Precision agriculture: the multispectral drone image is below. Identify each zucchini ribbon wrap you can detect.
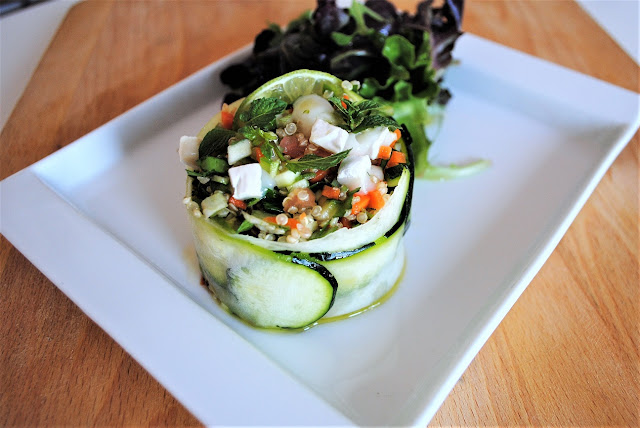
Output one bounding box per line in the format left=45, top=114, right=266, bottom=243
left=180, top=70, right=414, bottom=329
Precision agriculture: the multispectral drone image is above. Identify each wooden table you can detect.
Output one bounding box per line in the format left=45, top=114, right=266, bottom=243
left=1, top=0, right=637, bottom=425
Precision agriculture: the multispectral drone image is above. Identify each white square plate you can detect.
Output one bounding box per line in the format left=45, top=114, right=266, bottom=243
left=2, top=35, right=639, bottom=426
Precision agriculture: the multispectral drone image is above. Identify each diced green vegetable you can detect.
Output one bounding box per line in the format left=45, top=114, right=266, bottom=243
left=199, top=156, right=229, bottom=174
left=227, top=139, right=252, bottom=165
left=201, top=192, right=228, bottom=218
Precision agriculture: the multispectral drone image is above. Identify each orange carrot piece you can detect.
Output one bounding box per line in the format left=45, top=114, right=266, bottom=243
left=367, top=189, right=385, bottom=210
left=264, top=216, right=299, bottom=229
left=386, top=150, right=406, bottom=168
left=221, top=110, right=234, bottom=130
left=351, top=193, right=370, bottom=215
left=377, top=145, right=392, bottom=160
left=253, top=147, right=264, bottom=161
left=322, top=185, right=341, bottom=199
left=228, top=196, right=247, bottom=210
left=341, top=94, right=349, bottom=109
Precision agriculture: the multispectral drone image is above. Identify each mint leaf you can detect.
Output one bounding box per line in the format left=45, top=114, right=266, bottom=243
left=328, top=96, right=397, bottom=133
left=239, top=97, right=287, bottom=130
left=354, top=115, right=399, bottom=133
left=286, top=150, right=351, bottom=173
left=199, top=127, right=236, bottom=159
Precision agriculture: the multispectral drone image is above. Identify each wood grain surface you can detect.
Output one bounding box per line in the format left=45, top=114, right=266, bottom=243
left=1, top=0, right=638, bottom=426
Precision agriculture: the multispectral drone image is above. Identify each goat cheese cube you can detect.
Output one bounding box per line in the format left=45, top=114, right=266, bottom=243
left=310, top=119, right=349, bottom=153
left=354, top=126, right=396, bottom=159
left=337, top=154, right=377, bottom=192
left=227, top=139, right=252, bottom=165
left=228, top=163, right=263, bottom=200
left=178, top=136, right=200, bottom=170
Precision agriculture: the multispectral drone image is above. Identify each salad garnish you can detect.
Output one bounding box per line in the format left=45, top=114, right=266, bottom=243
left=220, top=0, right=488, bottom=178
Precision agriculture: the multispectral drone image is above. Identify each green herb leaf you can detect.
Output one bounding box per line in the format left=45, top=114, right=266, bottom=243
left=236, top=219, right=254, bottom=234
left=354, top=115, right=399, bottom=133
left=256, top=188, right=285, bottom=214
left=238, top=97, right=287, bottom=130
left=328, top=96, right=397, bottom=133
left=199, top=127, right=236, bottom=159
left=286, top=150, right=351, bottom=173
left=239, top=126, right=278, bottom=143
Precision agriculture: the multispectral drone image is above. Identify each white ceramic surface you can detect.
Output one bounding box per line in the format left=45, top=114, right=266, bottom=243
left=2, top=35, right=639, bottom=426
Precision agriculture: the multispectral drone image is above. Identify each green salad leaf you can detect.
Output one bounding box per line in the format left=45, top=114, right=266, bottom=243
left=219, top=0, right=483, bottom=179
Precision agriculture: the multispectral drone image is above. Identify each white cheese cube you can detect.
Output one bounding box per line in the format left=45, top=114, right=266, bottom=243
left=227, top=139, right=252, bottom=165
left=228, top=163, right=263, bottom=200
left=178, top=136, right=200, bottom=170
left=354, top=126, right=395, bottom=159
left=310, top=119, right=349, bottom=153
left=370, top=165, right=384, bottom=182
left=337, top=154, right=377, bottom=192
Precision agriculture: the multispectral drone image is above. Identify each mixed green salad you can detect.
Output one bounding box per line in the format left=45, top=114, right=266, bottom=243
left=219, top=0, right=486, bottom=178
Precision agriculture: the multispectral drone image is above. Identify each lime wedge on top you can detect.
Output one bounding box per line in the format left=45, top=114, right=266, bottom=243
left=233, top=69, right=362, bottom=128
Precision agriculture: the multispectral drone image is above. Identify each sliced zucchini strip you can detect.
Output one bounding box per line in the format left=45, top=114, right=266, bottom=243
left=190, top=214, right=337, bottom=329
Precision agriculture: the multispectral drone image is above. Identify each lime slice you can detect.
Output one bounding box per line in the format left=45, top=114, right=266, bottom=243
left=233, top=69, right=362, bottom=128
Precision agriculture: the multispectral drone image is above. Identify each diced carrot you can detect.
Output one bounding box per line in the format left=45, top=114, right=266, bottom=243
left=221, top=109, right=234, bottom=130
left=367, top=189, right=385, bottom=210
left=377, top=145, right=392, bottom=160
left=322, top=185, right=341, bottom=199
left=253, top=147, right=264, bottom=162
left=228, top=196, right=247, bottom=210
left=351, top=192, right=370, bottom=215
left=288, top=218, right=301, bottom=229
left=386, top=150, right=406, bottom=168
left=310, top=169, right=329, bottom=183
left=264, top=216, right=300, bottom=229
left=341, top=94, right=349, bottom=109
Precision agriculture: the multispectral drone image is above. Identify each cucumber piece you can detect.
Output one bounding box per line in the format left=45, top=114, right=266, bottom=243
left=201, top=192, right=228, bottom=218
left=199, top=156, right=229, bottom=174
left=274, top=170, right=299, bottom=188
left=227, top=139, right=252, bottom=165
left=190, top=212, right=337, bottom=329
